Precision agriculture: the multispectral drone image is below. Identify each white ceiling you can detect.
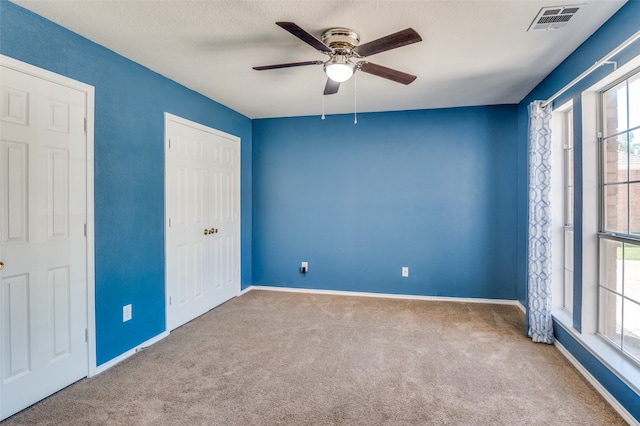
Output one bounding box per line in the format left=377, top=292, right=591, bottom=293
left=12, top=0, right=626, bottom=119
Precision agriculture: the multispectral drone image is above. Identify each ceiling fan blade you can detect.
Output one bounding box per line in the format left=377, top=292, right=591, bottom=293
left=253, top=60, right=323, bottom=71
left=354, top=28, right=422, bottom=57
left=359, top=62, right=417, bottom=85
left=324, top=79, right=340, bottom=95
left=276, top=22, right=333, bottom=53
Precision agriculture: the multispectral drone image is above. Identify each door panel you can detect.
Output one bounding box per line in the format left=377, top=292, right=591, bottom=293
left=47, top=148, right=69, bottom=239
left=49, top=266, right=71, bottom=359
left=166, top=115, right=240, bottom=331
left=3, top=142, right=28, bottom=244
left=0, top=65, right=88, bottom=420
left=209, top=136, right=239, bottom=305
left=2, top=274, right=30, bottom=379
left=166, top=129, right=211, bottom=329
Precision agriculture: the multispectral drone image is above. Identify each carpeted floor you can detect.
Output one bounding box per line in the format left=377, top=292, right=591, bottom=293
left=2, top=290, right=627, bottom=425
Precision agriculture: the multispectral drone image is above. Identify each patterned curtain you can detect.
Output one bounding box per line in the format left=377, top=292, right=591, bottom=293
left=527, top=100, right=554, bottom=344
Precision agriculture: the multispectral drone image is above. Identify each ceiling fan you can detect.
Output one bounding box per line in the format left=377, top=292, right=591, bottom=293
left=254, top=22, right=422, bottom=95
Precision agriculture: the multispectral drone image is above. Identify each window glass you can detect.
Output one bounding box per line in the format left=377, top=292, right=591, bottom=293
left=599, top=288, right=623, bottom=347
left=603, top=134, right=627, bottom=184
left=566, top=148, right=574, bottom=183
left=623, top=300, right=640, bottom=359
left=625, top=242, right=640, bottom=304
left=630, top=127, right=640, bottom=238
left=564, top=228, right=574, bottom=267
left=563, top=226, right=574, bottom=312
left=563, top=109, right=574, bottom=312
left=600, top=239, right=623, bottom=292
left=630, top=182, right=640, bottom=237
left=604, top=183, right=628, bottom=233
left=566, top=187, right=574, bottom=227
left=566, top=109, right=574, bottom=148
left=631, top=128, right=640, bottom=167
left=564, top=139, right=574, bottom=226
left=629, top=73, right=640, bottom=130
left=603, top=80, right=628, bottom=136
left=564, top=270, right=574, bottom=311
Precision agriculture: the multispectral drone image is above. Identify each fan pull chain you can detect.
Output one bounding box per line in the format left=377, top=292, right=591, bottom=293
left=354, top=72, right=358, bottom=124
left=321, top=72, right=326, bottom=120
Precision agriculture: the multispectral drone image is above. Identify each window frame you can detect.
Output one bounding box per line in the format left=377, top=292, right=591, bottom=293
left=548, top=54, right=640, bottom=402
left=563, top=108, right=574, bottom=313
left=597, top=67, right=640, bottom=366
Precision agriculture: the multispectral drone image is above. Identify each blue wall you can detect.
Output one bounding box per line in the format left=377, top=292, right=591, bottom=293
left=0, top=0, right=253, bottom=365
left=517, top=0, right=640, bottom=420
left=253, top=107, right=518, bottom=299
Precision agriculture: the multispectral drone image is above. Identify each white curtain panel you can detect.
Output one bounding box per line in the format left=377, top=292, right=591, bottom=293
left=527, top=100, right=554, bottom=344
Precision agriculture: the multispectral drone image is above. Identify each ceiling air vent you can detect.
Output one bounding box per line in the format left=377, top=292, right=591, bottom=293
left=528, top=5, right=583, bottom=31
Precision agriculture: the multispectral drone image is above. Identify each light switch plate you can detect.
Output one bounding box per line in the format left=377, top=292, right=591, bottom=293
left=123, top=304, right=132, bottom=322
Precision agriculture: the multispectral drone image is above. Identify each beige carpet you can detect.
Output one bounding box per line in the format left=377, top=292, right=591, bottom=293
left=2, top=290, right=626, bottom=425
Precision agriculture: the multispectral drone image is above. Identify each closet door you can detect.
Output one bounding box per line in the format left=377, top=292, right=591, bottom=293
left=165, top=114, right=239, bottom=331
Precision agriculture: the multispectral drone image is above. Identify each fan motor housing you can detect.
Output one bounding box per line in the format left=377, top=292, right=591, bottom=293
left=321, top=28, right=360, bottom=53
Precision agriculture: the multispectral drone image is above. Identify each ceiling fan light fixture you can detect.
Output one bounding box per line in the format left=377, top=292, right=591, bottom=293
left=324, top=56, right=355, bottom=82
left=255, top=22, right=422, bottom=95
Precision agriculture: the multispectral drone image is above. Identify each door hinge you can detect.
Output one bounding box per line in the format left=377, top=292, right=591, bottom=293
left=84, top=223, right=87, bottom=237
left=169, top=296, right=172, bottom=306
left=84, top=117, right=87, bottom=132
left=168, top=139, right=171, bottom=149
left=169, top=217, right=171, bottom=227
left=85, top=328, right=88, bottom=342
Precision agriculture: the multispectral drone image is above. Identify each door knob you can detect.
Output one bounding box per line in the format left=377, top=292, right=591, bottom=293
left=0, top=261, right=4, bottom=270
left=204, top=229, right=209, bottom=235
left=209, top=228, right=216, bottom=234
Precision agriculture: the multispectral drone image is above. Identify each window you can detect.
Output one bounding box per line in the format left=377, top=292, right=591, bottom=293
left=563, top=109, right=574, bottom=313
left=598, top=70, right=640, bottom=363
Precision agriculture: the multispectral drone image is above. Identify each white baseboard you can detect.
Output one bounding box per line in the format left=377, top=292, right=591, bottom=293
left=239, top=286, right=253, bottom=296
left=554, top=340, right=639, bottom=425
left=90, top=331, right=169, bottom=377
left=243, top=285, right=522, bottom=307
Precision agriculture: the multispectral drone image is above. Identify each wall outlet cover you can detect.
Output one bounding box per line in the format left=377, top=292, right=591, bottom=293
left=123, top=304, right=132, bottom=322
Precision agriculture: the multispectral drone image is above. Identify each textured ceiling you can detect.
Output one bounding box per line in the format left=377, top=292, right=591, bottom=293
left=12, top=0, right=627, bottom=119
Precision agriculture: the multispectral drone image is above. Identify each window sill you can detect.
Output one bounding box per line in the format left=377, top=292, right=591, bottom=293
left=552, top=309, right=640, bottom=396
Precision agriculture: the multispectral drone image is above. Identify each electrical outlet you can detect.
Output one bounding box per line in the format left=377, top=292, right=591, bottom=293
left=123, top=304, right=132, bottom=322
left=402, top=267, right=409, bottom=277
left=301, top=261, right=308, bottom=273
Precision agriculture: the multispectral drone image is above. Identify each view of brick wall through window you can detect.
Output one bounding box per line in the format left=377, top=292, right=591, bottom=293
left=600, top=74, right=640, bottom=362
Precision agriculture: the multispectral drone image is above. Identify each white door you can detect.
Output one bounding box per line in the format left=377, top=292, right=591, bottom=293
left=0, top=65, right=88, bottom=419
left=165, top=114, right=240, bottom=331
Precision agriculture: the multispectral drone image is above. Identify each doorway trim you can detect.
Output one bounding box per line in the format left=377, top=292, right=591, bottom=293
left=0, top=55, right=97, bottom=375
left=163, top=112, right=242, bottom=331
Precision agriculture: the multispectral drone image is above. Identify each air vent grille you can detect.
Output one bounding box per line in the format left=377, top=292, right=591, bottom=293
left=528, top=5, right=583, bottom=31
